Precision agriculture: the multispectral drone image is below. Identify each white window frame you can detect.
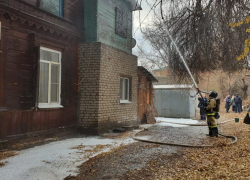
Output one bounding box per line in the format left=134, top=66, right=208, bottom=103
left=120, top=77, right=131, bottom=103
left=38, top=47, right=63, bottom=108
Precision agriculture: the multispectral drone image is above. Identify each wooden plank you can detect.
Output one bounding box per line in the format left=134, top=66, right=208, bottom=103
left=21, top=70, right=33, bottom=78
left=6, top=90, right=20, bottom=97
left=21, top=77, right=33, bottom=84
left=7, top=36, right=30, bottom=46
left=38, top=110, right=43, bottom=131
left=20, top=103, right=34, bottom=110
left=5, top=69, right=20, bottom=78
left=27, top=111, right=33, bottom=133
left=21, top=89, right=34, bottom=97
left=8, top=30, right=29, bottom=41
left=20, top=97, right=33, bottom=103
left=56, top=109, right=61, bottom=127
left=49, top=110, right=54, bottom=129
left=6, top=62, right=19, bottom=70
left=6, top=83, right=20, bottom=90
left=7, top=56, right=31, bottom=65
left=0, top=112, right=3, bottom=139
left=58, top=109, right=63, bottom=127
left=16, top=111, right=22, bottom=135
left=5, top=76, right=19, bottom=84
left=7, top=42, right=30, bottom=52
left=6, top=96, right=20, bottom=109
left=8, top=112, right=16, bottom=136
left=0, top=29, right=5, bottom=107
left=22, top=84, right=33, bottom=91
left=20, top=0, right=37, bottom=7
left=62, top=109, right=66, bottom=127
left=21, top=64, right=33, bottom=71
left=45, top=110, right=50, bottom=130
left=55, top=109, right=60, bottom=128
left=32, top=111, right=38, bottom=132
left=21, top=111, right=28, bottom=134
left=3, top=111, right=8, bottom=139
left=7, top=49, right=26, bottom=58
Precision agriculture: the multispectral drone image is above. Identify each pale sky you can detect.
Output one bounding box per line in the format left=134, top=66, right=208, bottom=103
left=132, top=0, right=165, bottom=68
left=132, top=0, right=156, bottom=64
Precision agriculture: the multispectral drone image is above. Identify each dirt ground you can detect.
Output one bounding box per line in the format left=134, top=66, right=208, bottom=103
left=65, top=108, right=250, bottom=180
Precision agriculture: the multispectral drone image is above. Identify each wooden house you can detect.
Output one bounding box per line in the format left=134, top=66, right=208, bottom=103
left=0, top=0, right=83, bottom=140
left=0, top=0, right=142, bottom=139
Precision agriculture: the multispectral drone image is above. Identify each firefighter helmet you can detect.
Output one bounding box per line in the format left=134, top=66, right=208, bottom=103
left=209, top=91, right=218, bottom=98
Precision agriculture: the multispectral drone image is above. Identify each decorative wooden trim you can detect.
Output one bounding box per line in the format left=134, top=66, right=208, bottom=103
left=29, top=33, right=66, bottom=51
left=0, top=4, right=83, bottom=40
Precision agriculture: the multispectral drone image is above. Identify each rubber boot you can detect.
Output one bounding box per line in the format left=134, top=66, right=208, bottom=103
left=211, top=127, right=218, bottom=137
left=206, top=127, right=213, bottom=137
left=214, top=127, right=219, bottom=137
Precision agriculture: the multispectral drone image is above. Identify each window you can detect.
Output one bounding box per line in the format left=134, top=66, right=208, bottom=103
left=39, top=47, right=62, bottom=108
left=41, top=0, right=63, bottom=17
left=120, top=77, right=131, bottom=103
left=115, top=7, right=128, bottom=38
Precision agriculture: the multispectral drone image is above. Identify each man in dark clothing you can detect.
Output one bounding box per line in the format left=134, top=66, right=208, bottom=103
left=198, top=95, right=207, bottom=120
left=234, top=93, right=242, bottom=113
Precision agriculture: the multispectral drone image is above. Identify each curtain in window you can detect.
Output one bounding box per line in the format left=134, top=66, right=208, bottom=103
left=40, top=49, right=59, bottom=62
left=120, top=78, right=130, bottom=101
left=51, top=65, right=59, bottom=102
left=39, top=63, right=49, bottom=103
left=125, top=79, right=129, bottom=100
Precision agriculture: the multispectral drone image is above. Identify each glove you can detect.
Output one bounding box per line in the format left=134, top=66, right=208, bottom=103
left=215, top=112, right=220, bottom=119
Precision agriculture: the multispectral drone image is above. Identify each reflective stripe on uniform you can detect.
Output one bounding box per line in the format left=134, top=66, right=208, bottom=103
left=206, top=113, right=215, bottom=116
left=209, top=125, right=217, bottom=128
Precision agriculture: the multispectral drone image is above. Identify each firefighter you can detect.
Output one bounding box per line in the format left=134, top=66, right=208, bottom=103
left=205, top=91, right=218, bottom=137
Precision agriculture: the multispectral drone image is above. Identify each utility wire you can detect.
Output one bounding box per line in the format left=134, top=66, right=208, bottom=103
left=133, top=0, right=160, bottom=37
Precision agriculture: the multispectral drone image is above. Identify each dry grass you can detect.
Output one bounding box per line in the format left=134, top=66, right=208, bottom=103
left=0, top=151, right=17, bottom=162
left=11, top=137, right=59, bottom=150
left=102, top=131, right=135, bottom=139
left=155, top=109, right=250, bottom=180
left=0, top=151, right=17, bottom=167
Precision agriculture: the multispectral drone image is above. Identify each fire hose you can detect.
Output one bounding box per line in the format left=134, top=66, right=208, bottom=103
left=132, top=119, right=239, bottom=148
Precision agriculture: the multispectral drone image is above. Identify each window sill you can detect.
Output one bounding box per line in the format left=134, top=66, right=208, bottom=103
left=38, top=104, right=64, bottom=109
left=120, top=100, right=132, bottom=104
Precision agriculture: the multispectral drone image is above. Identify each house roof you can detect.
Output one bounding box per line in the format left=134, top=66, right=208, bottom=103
left=138, top=66, right=158, bottom=82
left=153, top=84, right=195, bottom=89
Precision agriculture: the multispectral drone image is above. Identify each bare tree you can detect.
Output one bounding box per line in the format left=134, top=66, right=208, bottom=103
left=138, top=0, right=250, bottom=80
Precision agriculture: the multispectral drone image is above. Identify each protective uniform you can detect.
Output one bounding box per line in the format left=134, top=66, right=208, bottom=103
left=206, top=91, right=218, bottom=137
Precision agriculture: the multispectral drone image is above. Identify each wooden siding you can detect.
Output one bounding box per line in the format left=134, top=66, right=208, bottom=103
left=0, top=108, right=77, bottom=140
left=5, top=30, right=35, bottom=109
left=0, top=9, right=79, bottom=139
left=138, top=70, right=153, bottom=121
left=0, top=27, right=5, bottom=107
left=0, top=26, right=79, bottom=110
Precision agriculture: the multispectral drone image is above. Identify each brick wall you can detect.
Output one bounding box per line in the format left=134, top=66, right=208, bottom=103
left=79, top=42, right=138, bottom=134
